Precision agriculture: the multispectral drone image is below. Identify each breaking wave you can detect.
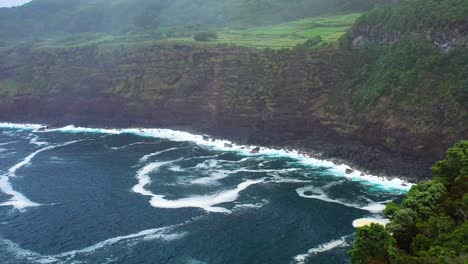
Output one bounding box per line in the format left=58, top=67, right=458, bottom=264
left=0, top=123, right=412, bottom=192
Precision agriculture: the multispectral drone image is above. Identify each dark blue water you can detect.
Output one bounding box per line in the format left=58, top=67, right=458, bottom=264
left=0, top=124, right=407, bottom=264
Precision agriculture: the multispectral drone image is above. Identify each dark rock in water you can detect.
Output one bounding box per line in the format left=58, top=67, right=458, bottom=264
left=304, top=191, right=313, bottom=196
left=360, top=173, right=365, bottom=176
left=224, top=143, right=233, bottom=148
left=203, top=135, right=210, bottom=141
left=402, top=183, right=408, bottom=187
left=346, top=169, right=354, bottom=174
left=251, top=147, right=260, bottom=154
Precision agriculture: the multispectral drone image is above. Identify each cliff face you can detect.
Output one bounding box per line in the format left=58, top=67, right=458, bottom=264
left=0, top=44, right=344, bottom=138
left=1, top=40, right=465, bottom=180
left=347, top=0, right=468, bottom=52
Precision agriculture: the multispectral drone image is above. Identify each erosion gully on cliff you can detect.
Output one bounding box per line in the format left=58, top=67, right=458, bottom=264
left=209, top=48, right=225, bottom=122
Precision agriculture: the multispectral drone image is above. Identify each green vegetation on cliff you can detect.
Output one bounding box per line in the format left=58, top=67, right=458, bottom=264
left=353, top=0, right=468, bottom=35
left=350, top=140, right=468, bottom=263
left=318, top=0, right=468, bottom=158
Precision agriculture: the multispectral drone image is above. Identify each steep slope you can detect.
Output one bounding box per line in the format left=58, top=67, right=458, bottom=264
left=316, top=0, right=468, bottom=176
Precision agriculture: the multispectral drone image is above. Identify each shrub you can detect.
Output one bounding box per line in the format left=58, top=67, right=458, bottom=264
left=193, top=31, right=218, bottom=42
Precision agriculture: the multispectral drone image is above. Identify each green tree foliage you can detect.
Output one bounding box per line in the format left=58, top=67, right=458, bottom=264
left=336, top=0, right=468, bottom=110
left=432, top=140, right=468, bottom=185
left=349, top=224, right=399, bottom=264
left=350, top=140, right=468, bottom=263
left=353, top=0, right=468, bottom=34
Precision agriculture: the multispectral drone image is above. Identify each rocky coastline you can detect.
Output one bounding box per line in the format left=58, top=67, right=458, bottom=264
left=1, top=112, right=431, bottom=183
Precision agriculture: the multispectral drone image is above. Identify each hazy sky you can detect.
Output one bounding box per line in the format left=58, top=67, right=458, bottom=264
left=0, top=0, right=31, bottom=8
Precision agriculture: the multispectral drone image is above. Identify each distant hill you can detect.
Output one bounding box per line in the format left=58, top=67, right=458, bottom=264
left=0, top=0, right=396, bottom=41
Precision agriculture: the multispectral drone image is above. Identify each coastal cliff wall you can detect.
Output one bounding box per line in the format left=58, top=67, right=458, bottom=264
left=0, top=41, right=466, bottom=180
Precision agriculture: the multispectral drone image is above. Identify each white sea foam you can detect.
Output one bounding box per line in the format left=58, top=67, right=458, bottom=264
left=190, top=164, right=298, bottom=186
left=0, top=140, right=21, bottom=146
left=296, top=185, right=387, bottom=213
left=29, top=136, right=48, bottom=147
left=352, top=217, right=390, bottom=228
left=110, top=142, right=149, bottom=150
left=149, top=179, right=264, bottom=213
left=134, top=159, right=263, bottom=213
left=0, top=140, right=83, bottom=210
left=139, top=147, right=187, bottom=163
left=0, top=123, right=44, bottom=131
left=54, top=226, right=185, bottom=258
left=0, top=238, right=58, bottom=264
left=190, top=170, right=234, bottom=186
left=293, top=235, right=350, bottom=264
left=233, top=200, right=268, bottom=211
left=2, top=123, right=413, bottom=192
left=0, top=221, right=189, bottom=263
left=168, top=165, right=185, bottom=172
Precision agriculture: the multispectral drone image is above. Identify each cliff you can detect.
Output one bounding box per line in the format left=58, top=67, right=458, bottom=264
left=0, top=0, right=467, bottom=180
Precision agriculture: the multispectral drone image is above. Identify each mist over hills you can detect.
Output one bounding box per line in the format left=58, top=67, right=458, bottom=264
left=0, top=0, right=396, bottom=40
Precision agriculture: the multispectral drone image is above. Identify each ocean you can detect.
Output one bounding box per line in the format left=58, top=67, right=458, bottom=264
left=0, top=123, right=410, bottom=264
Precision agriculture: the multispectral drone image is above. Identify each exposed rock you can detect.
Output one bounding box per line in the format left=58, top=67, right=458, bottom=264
left=346, top=169, right=354, bottom=174
left=251, top=147, right=261, bottom=154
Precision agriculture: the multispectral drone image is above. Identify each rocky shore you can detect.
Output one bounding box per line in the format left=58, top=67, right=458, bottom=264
left=1, top=112, right=431, bottom=183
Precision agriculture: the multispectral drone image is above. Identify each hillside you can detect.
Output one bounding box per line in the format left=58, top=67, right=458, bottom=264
left=0, top=0, right=394, bottom=41
left=316, top=0, right=468, bottom=174
left=20, top=13, right=360, bottom=50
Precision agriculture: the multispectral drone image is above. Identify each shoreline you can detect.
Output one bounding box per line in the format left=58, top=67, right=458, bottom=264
left=0, top=122, right=414, bottom=192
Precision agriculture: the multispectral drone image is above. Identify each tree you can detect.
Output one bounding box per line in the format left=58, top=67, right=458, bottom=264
left=350, top=141, right=468, bottom=263
left=350, top=224, right=399, bottom=264
left=402, top=181, right=446, bottom=219
left=193, top=31, right=218, bottom=42
left=431, top=140, right=468, bottom=186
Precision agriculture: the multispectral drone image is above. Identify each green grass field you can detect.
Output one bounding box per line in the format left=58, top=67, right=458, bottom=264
left=191, top=13, right=362, bottom=49
left=37, top=13, right=361, bottom=50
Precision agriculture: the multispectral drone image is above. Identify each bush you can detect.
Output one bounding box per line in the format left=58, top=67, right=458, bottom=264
left=193, top=31, right=218, bottom=42
left=304, top=36, right=323, bottom=47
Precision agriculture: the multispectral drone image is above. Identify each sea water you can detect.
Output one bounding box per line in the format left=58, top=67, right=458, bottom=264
left=0, top=123, right=410, bottom=264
